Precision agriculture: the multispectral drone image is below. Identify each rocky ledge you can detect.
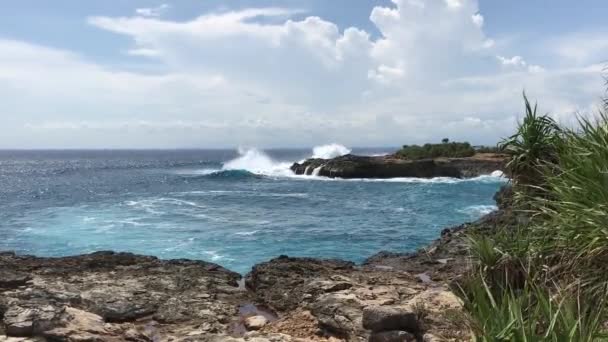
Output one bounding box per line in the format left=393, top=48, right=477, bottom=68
left=0, top=188, right=513, bottom=342
left=0, top=251, right=468, bottom=342
left=290, top=153, right=507, bottom=179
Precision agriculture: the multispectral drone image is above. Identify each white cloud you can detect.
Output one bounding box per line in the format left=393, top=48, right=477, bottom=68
left=497, top=55, right=545, bottom=73
left=471, top=13, right=484, bottom=28
left=135, top=4, right=170, bottom=18
left=0, top=0, right=605, bottom=148
left=497, top=55, right=526, bottom=67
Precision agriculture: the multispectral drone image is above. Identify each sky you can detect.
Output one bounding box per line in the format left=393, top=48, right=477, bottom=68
left=1, top=0, right=607, bottom=149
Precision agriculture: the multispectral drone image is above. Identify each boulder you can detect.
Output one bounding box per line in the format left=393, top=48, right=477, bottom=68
left=362, top=306, right=419, bottom=334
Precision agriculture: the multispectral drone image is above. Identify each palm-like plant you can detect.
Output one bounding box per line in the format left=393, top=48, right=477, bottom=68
left=500, top=93, right=561, bottom=187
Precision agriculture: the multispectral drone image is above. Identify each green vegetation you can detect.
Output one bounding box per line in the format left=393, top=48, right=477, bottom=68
left=396, top=141, right=475, bottom=159
left=458, top=91, right=608, bottom=340
left=499, top=93, right=561, bottom=187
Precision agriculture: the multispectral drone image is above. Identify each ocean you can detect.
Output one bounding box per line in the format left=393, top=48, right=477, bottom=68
left=0, top=146, right=505, bottom=274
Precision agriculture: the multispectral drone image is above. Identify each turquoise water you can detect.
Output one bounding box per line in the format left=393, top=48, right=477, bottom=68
left=0, top=146, right=505, bottom=274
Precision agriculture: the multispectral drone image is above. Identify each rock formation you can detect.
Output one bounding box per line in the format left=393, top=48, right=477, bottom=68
left=290, top=153, right=507, bottom=179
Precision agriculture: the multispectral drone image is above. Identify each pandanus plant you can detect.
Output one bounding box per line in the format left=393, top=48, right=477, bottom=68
left=499, top=93, right=561, bottom=188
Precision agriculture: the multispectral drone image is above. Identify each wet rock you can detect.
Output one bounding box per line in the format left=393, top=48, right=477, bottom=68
left=362, top=306, right=419, bottom=334
left=369, top=330, right=416, bottom=342
left=244, top=315, right=268, bottom=330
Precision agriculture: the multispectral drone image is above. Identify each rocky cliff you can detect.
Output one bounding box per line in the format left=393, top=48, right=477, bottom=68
left=291, top=153, right=507, bottom=179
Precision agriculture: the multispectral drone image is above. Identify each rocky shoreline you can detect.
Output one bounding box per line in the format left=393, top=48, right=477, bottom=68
left=290, top=153, right=507, bottom=179
left=0, top=188, right=512, bottom=342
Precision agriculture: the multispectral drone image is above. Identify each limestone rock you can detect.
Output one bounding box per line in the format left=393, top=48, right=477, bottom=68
left=244, top=315, right=269, bottom=331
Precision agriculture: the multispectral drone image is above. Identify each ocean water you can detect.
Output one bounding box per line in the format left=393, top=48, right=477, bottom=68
left=0, top=146, right=506, bottom=274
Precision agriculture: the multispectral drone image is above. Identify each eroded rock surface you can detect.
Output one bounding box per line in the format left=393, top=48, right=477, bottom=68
left=0, top=251, right=248, bottom=341
left=247, top=256, right=471, bottom=341
left=0, top=250, right=472, bottom=341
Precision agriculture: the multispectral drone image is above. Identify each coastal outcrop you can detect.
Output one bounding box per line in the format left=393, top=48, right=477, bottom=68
left=0, top=251, right=474, bottom=341
left=0, top=188, right=513, bottom=341
left=290, top=153, right=507, bottom=179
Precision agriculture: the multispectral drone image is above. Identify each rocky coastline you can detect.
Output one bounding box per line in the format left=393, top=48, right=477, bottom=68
left=290, top=153, right=507, bottom=179
left=0, top=187, right=512, bottom=342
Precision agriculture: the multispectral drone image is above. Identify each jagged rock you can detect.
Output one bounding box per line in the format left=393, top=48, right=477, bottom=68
left=246, top=256, right=355, bottom=313
left=362, top=306, right=419, bottom=334
left=369, top=330, right=416, bottom=342
left=291, top=153, right=506, bottom=179
left=244, top=315, right=269, bottom=330
left=310, top=293, right=363, bottom=337
left=0, top=252, right=246, bottom=340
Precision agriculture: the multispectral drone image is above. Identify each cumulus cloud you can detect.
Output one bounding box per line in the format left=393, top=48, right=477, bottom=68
left=0, top=0, right=604, bottom=148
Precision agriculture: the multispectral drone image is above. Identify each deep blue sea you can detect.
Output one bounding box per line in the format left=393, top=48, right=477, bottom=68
left=0, top=146, right=505, bottom=274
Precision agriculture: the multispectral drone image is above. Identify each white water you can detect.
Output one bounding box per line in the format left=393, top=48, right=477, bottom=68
left=219, top=144, right=350, bottom=177
left=311, top=144, right=351, bottom=159
left=222, top=147, right=293, bottom=177
left=311, top=166, right=324, bottom=176
left=192, top=145, right=508, bottom=184
left=459, top=204, right=498, bottom=216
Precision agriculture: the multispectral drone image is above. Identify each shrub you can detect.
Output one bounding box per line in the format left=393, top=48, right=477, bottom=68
left=460, top=91, right=608, bottom=340
left=499, top=93, right=561, bottom=187
left=527, top=112, right=608, bottom=294
left=396, top=141, right=475, bottom=159
left=458, top=273, right=607, bottom=342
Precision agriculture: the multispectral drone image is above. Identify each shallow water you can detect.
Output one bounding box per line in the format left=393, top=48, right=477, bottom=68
left=0, top=146, right=505, bottom=274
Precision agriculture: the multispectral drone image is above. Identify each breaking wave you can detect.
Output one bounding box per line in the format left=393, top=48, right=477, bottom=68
left=195, top=144, right=352, bottom=178
left=311, top=144, right=352, bottom=159
left=185, top=145, right=507, bottom=185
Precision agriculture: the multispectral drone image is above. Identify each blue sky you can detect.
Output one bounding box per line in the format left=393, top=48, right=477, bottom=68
left=1, top=0, right=607, bottom=148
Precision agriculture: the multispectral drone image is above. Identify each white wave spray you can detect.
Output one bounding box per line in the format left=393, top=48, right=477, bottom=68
left=311, top=144, right=351, bottom=159
left=222, top=147, right=293, bottom=177
left=217, top=144, right=351, bottom=177
left=206, top=145, right=507, bottom=184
